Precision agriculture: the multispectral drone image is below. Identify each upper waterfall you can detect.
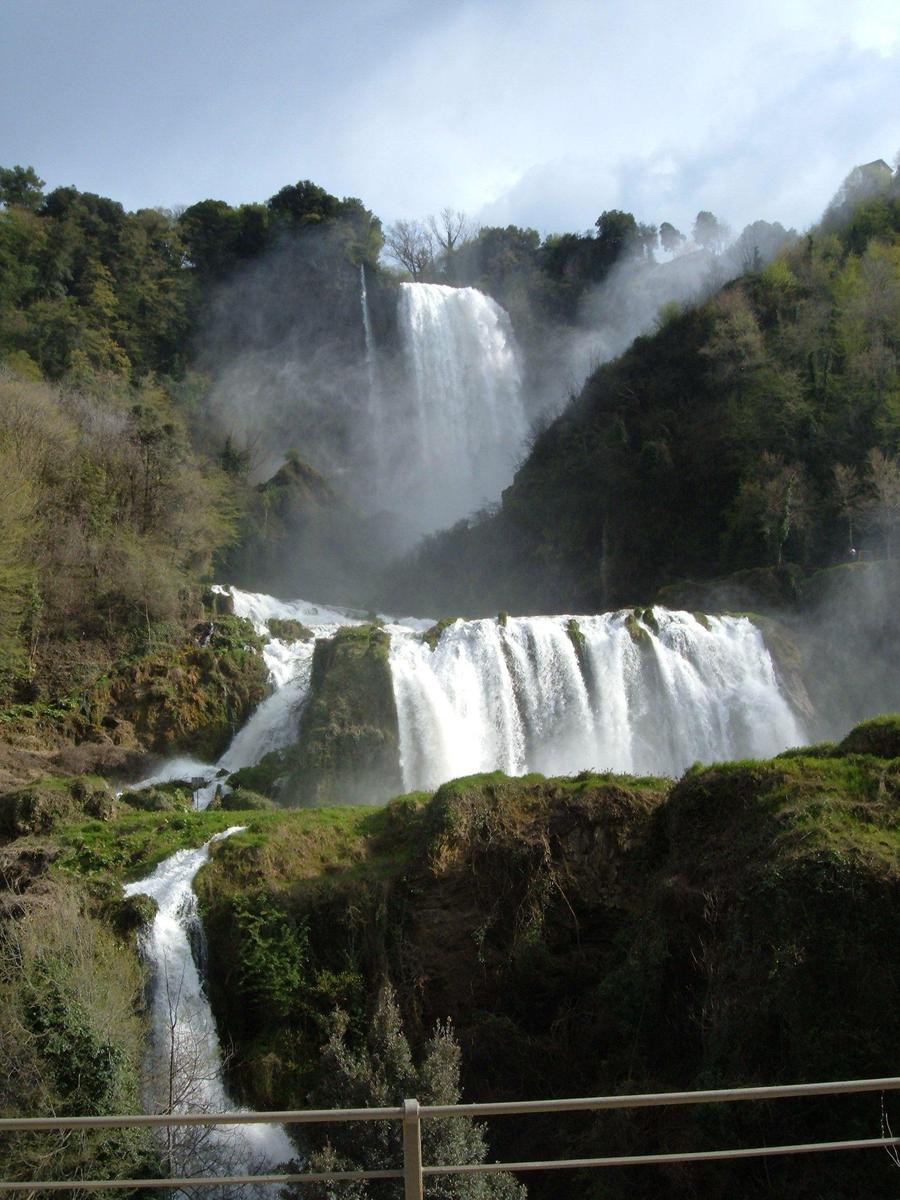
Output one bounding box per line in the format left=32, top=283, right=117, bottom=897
left=389, top=609, right=807, bottom=788
left=375, top=282, right=528, bottom=531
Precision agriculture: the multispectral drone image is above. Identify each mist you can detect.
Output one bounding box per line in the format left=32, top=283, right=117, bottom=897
left=796, top=561, right=900, bottom=742
left=197, top=228, right=372, bottom=488
left=519, top=222, right=796, bottom=425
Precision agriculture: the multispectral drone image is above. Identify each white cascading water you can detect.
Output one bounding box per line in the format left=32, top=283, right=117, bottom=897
left=124, top=828, right=295, bottom=1177
left=389, top=608, right=807, bottom=789
left=377, top=282, right=528, bottom=530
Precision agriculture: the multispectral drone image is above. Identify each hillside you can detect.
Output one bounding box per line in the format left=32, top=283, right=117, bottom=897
left=379, top=180, right=900, bottom=616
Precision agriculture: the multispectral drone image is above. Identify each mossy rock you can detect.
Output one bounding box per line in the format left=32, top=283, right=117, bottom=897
left=0, top=775, right=116, bottom=838
left=422, top=617, right=462, bottom=650
left=565, top=617, right=586, bottom=651
left=656, top=564, right=805, bottom=614
left=623, top=610, right=650, bottom=645
left=220, top=788, right=277, bottom=811
left=837, top=715, right=900, bottom=760
left=746, top=613, right=814, bottom=720
left=202, top=587, right=236, bottom=617
left=119, top=782, right=195, bottom=812
left=107, top=892, right=159, bottom=935
left=229, top=750, right=291, bottom=799
left=80, top=615, right=269, bottom=759
left=286, top=624, right=402, bottom=806
left=266, top=618, right=314, bottom=642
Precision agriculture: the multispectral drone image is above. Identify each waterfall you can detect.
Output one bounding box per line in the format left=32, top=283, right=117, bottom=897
left=124, top=829, right=295, bottom=1176
left=378, top=282, right=527, bottom=530
left=360, top=263, right=378, bottom=396
left=389, top=609, right=807, bottom=788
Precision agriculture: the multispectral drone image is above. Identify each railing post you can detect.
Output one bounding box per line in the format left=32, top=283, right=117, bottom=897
left=402, top=1098, right=424, bottom=1200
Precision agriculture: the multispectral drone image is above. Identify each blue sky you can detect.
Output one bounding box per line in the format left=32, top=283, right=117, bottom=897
left=2, top=0, right=898, bottom=237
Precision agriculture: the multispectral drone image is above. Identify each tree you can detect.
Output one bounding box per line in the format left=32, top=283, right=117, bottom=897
left=699, top=289, right=767, bottom=403
left=427, top=209, right=477, bottom=276
left=833, top=463, right=863, bottom=552
left=384, top=219, right=435, bottom=280
left=178, top=199, right=242, bottom=278
left=733, top=453, right=810, bottom=565
left=659, top=221, right=685, bottom=254
left=0, top=164, right=45, bottom=210
left=267, top=179, right=342, bottom=227
left=635, top=221, right=658, bottom=261
left=594, top=209, right=639, bottom=268
left=692, top=210, right=730, bottom=255
left=302, top=986, right=525, bottom=1200
left=866, top=448, right=900, bottom=557
left=729, top=220, right=794, bottom=273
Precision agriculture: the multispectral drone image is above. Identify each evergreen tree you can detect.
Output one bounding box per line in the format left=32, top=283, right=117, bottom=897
left=303, top=986, right=525, bottom=1200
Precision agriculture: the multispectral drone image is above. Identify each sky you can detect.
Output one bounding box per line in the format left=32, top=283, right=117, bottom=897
left=2, top=0, right=898, bottom=239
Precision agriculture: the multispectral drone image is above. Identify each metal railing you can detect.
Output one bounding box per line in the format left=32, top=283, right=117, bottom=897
left=1, top=1076, right=899, bottom=1196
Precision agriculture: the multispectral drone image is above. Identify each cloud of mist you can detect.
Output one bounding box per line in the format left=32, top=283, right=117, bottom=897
left=796, top=561, right=900, bottom=740
left=197, top=231, right=376, bottom=493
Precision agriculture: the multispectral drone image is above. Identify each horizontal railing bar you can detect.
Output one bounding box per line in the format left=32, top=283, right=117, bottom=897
left=0, top=1169, right=403, bottom=1192
left=421, top=1076, right=900, bottom=1118
left=1, top=1136, right=897, bottom=1191
left=4, top=1076, right=897, bottom=1134
left=0, top=1105, right=404, bottom=1132
left=423, top=1135, right=900, bottom=1173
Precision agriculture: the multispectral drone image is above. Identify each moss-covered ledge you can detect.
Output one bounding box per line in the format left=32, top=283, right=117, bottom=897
left=284, top=623, right=402, bottom=806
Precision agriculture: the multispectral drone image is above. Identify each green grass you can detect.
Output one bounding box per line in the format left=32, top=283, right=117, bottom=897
left=53, top=808, right=247, bottom=883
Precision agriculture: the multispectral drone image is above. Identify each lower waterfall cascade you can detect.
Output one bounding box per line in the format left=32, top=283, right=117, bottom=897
left=389, top=608, right=807, bottom=789
left=123, top=828, right=295, bottom=1174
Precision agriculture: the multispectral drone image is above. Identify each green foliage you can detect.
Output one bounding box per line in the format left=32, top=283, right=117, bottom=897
left=0, top=885, right=158, bottom=1186
left=0, top=164, right=45, bottom=210
left=0, top=370, right=238, bottom=684
left=206, top=742, right=900, bottom=1200
left=54, top=807, right=243, bottom=884
left=0, top=436, right=35, bottom=684
left=232, top=890, right=310, bottom=1017
left=303, top=987, right=526, bottom=1200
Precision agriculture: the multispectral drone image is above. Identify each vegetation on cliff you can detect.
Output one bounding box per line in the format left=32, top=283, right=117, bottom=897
left=0, top=855, right=159, bottom=1187
left=191, top=718, right=900, bottom=1200
left=0, top=716, right=897, bottom=1194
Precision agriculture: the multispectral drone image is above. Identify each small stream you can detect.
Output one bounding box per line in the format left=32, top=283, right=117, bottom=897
left=124, top=828, right=295, bottom=1178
